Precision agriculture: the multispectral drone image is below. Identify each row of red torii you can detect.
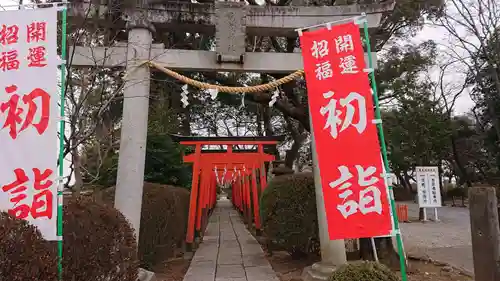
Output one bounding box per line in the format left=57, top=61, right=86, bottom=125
left=171, top=134, right=284, bottom=244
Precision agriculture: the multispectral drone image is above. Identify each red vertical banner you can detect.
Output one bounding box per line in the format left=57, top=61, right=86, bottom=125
left=299, top=22, right=392, bottom=240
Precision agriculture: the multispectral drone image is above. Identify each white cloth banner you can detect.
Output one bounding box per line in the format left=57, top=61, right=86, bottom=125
left=0, top=8, right=59, bottom=241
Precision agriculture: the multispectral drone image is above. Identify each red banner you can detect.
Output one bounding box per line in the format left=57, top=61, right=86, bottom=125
left=299, top=22, right=392, bottom=240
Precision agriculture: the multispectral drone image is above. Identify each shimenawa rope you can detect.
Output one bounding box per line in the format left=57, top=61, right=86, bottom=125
left=147, top=60, right=304, bottom=93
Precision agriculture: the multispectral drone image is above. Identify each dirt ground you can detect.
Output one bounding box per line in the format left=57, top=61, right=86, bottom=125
left=153, top=257, right=191, bottom=281
left=266, top=251, right=473, bottom=281
left=150, top=245, right=192, bottom=281
left=398, top=202, right=474, bottom=274
left=404, top=259, right=472, bottom=281
left=265, top=251, right=320, bottom=281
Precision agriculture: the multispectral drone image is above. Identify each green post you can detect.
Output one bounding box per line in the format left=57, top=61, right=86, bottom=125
left=361, top=15, right=408, bottom=281
left=57, top=5, right=68, bottom=281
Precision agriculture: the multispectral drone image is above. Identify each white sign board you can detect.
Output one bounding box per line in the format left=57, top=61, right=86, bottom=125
left=0, top=8, right=59, bottom=240
left=416, top=166, right=442, bottom=208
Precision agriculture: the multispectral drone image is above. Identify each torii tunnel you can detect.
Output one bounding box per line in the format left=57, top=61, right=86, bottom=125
left=170, top=134, right=285, bottom=245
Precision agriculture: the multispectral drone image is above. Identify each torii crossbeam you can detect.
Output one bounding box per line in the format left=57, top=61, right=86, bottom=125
left=68, top=1, right=393, bottom=72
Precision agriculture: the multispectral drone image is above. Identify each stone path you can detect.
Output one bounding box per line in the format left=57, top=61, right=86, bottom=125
left=397, top=202, right=473, bottom=275
left=183, top=198, right=280, bottom=281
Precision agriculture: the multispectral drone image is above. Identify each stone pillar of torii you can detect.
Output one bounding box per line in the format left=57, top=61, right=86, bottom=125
left=69, top=1, right=394, bottom=280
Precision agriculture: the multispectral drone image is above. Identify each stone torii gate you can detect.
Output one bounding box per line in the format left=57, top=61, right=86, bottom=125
left=68, top=1, right=394, bottom=280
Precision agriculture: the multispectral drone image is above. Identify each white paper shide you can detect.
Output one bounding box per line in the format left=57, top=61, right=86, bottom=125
left=0, top=8, right=59, bottom=240
left=416, top=166, right=442, bottom=208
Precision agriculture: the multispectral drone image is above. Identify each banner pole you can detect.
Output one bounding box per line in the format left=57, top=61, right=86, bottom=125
left=361, top=14, right=408, bottom=281
left=57, top=4, right=68, bottom=281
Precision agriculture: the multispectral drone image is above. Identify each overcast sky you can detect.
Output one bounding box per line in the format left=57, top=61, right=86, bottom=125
left=412, top=24, right=475, bottom=115
left=0, top=0, right=24, bottom=9
left=0, top=0, right=476, bottom=115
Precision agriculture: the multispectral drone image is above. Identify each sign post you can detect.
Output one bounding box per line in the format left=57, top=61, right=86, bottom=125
left=416, top=166, right=441, bottom=221
left=0, top=5, right=66, bottom=279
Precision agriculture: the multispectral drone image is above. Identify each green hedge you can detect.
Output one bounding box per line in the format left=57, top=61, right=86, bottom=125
left=0, top=212, right=57, bottom=281
left=0, top=196, right=139, bottom=281
left=260, top=172, right=319, bottom=258
left=100, top=182, right=190, bottom=269
left=63, top=196, right=138, bottom=281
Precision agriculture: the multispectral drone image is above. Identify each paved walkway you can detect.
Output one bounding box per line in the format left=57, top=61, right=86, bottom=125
left=397, top=202, right=473, bottom=275
left=183, top=198, right=280, bottom=281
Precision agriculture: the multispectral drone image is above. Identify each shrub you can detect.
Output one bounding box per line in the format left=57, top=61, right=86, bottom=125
left=0, top=197, right=139, bottom=281
left=446, top=187, right=468, bottom=199
left=0, top=212, right=57, bottom=281
left=329, top=261, right=399, bottom=281
left=84, top=134, right=191, bottom=188
left=392, top=185, right=414, bottom=201
left=446, top=186, right=469, bottom=206
left=442, top=183, right=455, bottom=194
left=100, top=182, right=190, bottom=269
left=260, top=172, right=319, bottom=258
left=63, top=196, right=139, bottom=281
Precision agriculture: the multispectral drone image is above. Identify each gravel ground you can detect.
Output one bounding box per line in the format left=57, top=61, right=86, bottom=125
left=397, top=202, right=473, bottom=275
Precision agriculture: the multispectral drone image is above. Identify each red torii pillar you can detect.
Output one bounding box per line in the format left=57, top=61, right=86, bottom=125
left=171, top=135, right=283, bottom=245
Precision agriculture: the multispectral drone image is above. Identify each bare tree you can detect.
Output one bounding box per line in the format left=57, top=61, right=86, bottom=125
left=61, top=0, right=129, bottom=191
left=436, top=0, right=500, bottom=138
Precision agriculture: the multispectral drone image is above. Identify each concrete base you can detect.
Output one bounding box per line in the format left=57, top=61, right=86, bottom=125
left=302, top=262, right=341, bottom=281
left=137, top=268, right=156, bottom=281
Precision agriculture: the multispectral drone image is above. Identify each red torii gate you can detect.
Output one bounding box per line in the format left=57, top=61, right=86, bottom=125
left=170, top=134, right=284, bottom=245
